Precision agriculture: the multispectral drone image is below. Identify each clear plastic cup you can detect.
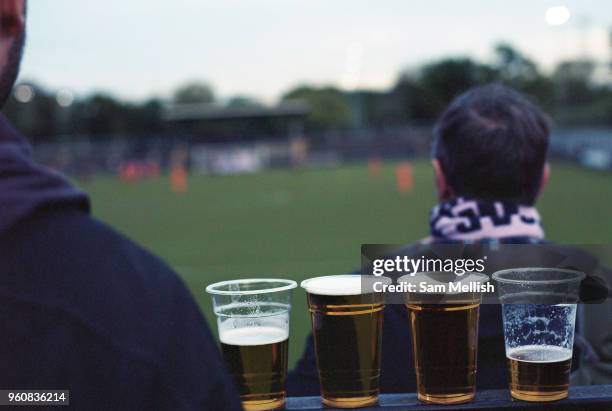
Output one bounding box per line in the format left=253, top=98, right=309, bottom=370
left=301, top=275, right=387, bottom=408
left=400, top=272, right=489, bottom=404
left=206, top=279, right=297, bottom=411
left=492, top=268, right=585, bottom=402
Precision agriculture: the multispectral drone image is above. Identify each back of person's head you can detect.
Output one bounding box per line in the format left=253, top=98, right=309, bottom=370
left=432, top=83, right=550, bottom=205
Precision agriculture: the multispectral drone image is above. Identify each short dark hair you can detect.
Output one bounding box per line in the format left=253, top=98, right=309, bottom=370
left=432, top=83, right=550, bottom=205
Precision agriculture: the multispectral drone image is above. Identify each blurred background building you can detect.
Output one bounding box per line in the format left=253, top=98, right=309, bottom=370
left=1, top=2, right=609, bottom=177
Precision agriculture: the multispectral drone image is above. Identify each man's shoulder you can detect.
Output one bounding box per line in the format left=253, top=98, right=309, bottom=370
left=0, top=208, right=193, bottom=363
left=8, top=207, right=183, bottom=295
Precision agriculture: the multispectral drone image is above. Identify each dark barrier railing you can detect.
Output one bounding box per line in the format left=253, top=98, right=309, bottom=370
left=285, top=385, right=612, bottom=410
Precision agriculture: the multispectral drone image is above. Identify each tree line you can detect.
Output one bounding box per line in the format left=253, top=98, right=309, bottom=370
left=3, top=43, right=611, bottom=143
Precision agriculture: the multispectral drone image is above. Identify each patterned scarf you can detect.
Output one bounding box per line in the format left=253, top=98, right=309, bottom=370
left=429, top=197, right=544, bottom=241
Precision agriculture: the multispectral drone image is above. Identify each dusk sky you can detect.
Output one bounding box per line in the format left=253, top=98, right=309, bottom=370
left=18, top=0, right=612, bottom=102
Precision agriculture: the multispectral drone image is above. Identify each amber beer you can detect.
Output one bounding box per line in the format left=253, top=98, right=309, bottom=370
left=407, top=302, right=480, bottom=404
left=302, top=275, right=384, bottom=408
left=206, top=279, right=296, bottom=411
left=493, top=269, right=583, bottom=402
left=507, top=345, right=572, bottom=401
left=220, top=327, right=289, bottom=411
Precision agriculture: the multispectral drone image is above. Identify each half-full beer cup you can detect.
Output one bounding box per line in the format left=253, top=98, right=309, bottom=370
left=206, top=279, right=297, bottom=411
left=493, top=268, right=584, bottom=402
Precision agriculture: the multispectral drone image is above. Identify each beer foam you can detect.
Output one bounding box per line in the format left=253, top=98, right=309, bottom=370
left=507, top=345, right=572, bottom=363
left=220, top=326, right=288, bottom=346
left=301, top=275, right=366, bottom=296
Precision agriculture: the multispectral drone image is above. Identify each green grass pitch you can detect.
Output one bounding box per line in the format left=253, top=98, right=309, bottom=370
left=79, top=160, right=612, bottom=367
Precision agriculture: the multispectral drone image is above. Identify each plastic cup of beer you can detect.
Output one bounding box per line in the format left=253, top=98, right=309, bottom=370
left=301, top=275, right=389, bottom=408
left=399, top=272, right=489, bottom=405
left=492, top=268, right=584, bottom=402
left=206, top=279, right=297, bottom=411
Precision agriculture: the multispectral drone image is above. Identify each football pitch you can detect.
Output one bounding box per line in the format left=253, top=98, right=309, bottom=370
left=80, top=160, right=612, bottom=366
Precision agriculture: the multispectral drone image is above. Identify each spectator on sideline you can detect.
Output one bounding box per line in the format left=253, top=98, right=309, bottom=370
left=0, top=1, right=241, bottom=409
left=288, top=83, right=612, bottom=395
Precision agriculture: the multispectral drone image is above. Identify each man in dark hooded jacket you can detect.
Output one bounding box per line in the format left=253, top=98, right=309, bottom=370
left=287, top=84, right=612, bottom=396
left=0, top=1, right=242, bottom=409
